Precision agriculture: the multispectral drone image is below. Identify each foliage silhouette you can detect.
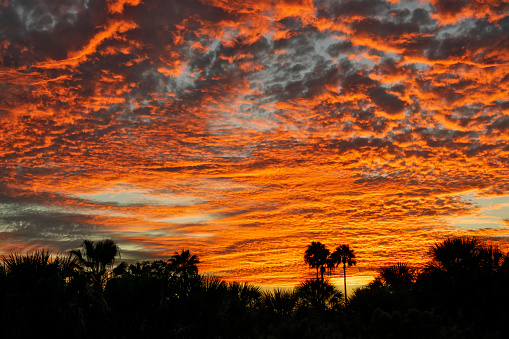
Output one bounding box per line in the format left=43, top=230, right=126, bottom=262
left=304, top=241, right=330, bottom=282
left=330, top=244, right=356, bottom=302
left=71, top=239, right=121, bottom=291
left=168, top=249, right=200, bottom=276
left=0, top=250, right=108, bottom=339
left=295, top=279, right=343, bottom=312
left=1, top=237, right=509, bottom=338
left=372, top=262, right=416, bottom=290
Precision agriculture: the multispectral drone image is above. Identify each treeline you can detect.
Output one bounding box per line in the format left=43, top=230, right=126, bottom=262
left=1, top=237, right=509, bottom=338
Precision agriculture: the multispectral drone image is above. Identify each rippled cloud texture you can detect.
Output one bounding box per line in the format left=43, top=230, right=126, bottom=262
left=2, top=0, right=509, bottom=285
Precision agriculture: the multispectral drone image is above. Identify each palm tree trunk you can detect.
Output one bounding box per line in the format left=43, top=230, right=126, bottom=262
left=316, top=267, right=319, bottom=281
left=343, top=263, right=347, bottom=303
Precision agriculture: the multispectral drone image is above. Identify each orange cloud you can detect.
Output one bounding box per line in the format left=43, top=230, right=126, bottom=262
left=107, top=0, right=142, bottom=14
left=1, top=0, right=509, bottom=287
left=35, top=20, right=138, bottom=70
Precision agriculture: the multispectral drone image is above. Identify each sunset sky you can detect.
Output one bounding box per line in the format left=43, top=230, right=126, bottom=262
left=1, top=0, right=509, bottom=287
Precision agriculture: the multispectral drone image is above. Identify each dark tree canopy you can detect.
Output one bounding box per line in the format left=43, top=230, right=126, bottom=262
left=304, top=241, right=330, bottom=281
left=0, top=236, right=508, bottom=338
left=168, top=249, right=200, bottom=275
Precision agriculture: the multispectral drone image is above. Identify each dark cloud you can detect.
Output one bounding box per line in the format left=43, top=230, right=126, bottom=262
left=326, top=40, right=355, bottom=56
left=489, top=115, right=509, bottom=131
left=342, top=73, right=376, bottom=94
left=316, top=0, right=390, bottom=20
left=368, top=86, right=407, bottom=115
left=433, top=0, right=469, bottom=16
left=411, top=8, right=433, bottom=25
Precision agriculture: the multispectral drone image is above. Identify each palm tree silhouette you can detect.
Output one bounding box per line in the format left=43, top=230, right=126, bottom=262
left=0, top=250, right=91, bottom=338
left=168, top=249, right=200, bottom=275
left=71, top=239, right=121, bottom=290
left=304, top=242, right=330, bottom=282
left=377, top=262, right=415, bottom=289
left=427, top=237, right=506, bottom=276
left=330, top=244, right=356, bottom=302
left=419, top=236, right=508, bottom=328
left=262, top=288, right=297, bottom=317
left=295, top=279, right=343, bottom=311
left=427, top=237, right=480, bottom=274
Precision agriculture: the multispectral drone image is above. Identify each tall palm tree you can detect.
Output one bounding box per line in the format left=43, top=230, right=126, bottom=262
left=71, top=239, right=121, bottom=290
left=330, top=244, right=356, bottom=302
left=168, top=249, right=200, bottom=275
left=304, top=242, right=330, bottom=282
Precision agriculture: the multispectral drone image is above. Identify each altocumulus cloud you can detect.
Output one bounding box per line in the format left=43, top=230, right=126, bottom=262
left=1, top=0, right=509, bottom=285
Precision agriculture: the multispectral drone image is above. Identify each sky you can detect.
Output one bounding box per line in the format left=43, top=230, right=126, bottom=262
left=1, top=0, right=509, bottom=287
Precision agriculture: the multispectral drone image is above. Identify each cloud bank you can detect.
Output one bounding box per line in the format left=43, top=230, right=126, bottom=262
left=1, top=0, right=509, bottom=285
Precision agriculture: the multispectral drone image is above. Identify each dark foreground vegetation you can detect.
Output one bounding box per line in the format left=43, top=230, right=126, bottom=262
left=1, top=237, right=509, bottom=338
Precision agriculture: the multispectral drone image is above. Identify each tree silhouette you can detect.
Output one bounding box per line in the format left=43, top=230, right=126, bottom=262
left=426, top=237, right=480, bottom=275
left=377, top=262, right=415, bottom=289
left=261, top=288, right=297, bottom=318
left=2, top=237, right=509, bottom=338
left=330, top=244, right=356, bottom=302
left=304, top=242, right=330, bottom=282
left=70, top=239, right=121, bottom=291
left=295, top=279, right=342, bottom=312
left=0, top=250, right=97, bottom=338
left=424, top=236, right=505, bottom=279
left=415, top=236, right=509, bottom=333
left=168, top=249, right=200, bottom=275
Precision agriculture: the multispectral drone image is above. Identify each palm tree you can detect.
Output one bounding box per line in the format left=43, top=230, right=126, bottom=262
left=418, top=237, right=507, bottom=327
left=376, top=262, right=415, bottom=289
left=427, top=237, right=506, bottom=275
left=295, top=279, right=343, bottom=311
left=427, top=237, right=480, bottom=274
left=262, top=288, right=297, bottom=317
left=71, top=239, right=121, bottom=290
left=0, top=250, right=89, bottom=338
left=304, top=242, right=330, bottom=282
left=168, top=249, right=200, bottom=275
left=330, top=244, right=356, bottom=302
